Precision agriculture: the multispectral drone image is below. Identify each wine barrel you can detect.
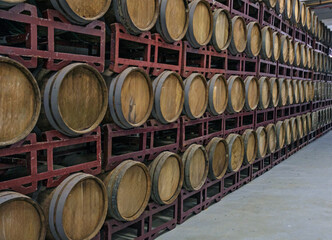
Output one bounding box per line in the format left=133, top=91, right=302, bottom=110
left=156, top=0, right=189, bottom=43
left=106, top=67, right=153, bottom=129
left=294, top=42, right=301, bottom=67
left=261, top=26, right=273, bottom=59
left=39, top=173, right=107, bottom=240
left=306, top=7, right=311, bottom=31
left=296, top=115, right=303, bottom=138
left=182, top=144, right=209, bottom=191
left=211, top=8, right=232, bottom=51
left=186, top=0, right=213, bottom=48
left=256, top=127, right=268, bottom=158
left=183, top=73, right=208, bottom=119
left=300, top=43, right=307, bottom=68
left=258, top=77, right=271, bottom=109
left=207, top=74, right=228, bottom=115
left=303, top=80, right=310, bottom=102
left=286, top=79, right=294, bottom=105
left=266, top=123, right=277, bottom=153
left=226, top=134, right=244, bottom=172
left=227, top=75, right=245, bottom=113
left=291, top=0, right=300, bottom=24
left=318, top=21, right=322, bottom=41
left=307, top=46, right=312, bottom=69
left=0, top=191, right=45, bottom=240
left=314, top=14, right=319, bottom=37
left=284, top=119, right=292, bottom=145
left=263, top=0, right=277, bottom=9
left=306, top=112, right=312, bottom=132
left=292, top=79, right=300, bottom=104
left=149, top=151, right=184, bottom=205
left=298, top=80, right=305, bottom=103
left=103, top=161, right=150, bottom=221
left=290, top=117, right=298, bottom=142
left=244, top=76, right=259, bottom=111
left=278, top=78, right=288, bottom=106
left=276, top=121, right=285, bottom=149
left=301, top=114, right=307, bottom=136
left=276, top=0, right=285, bottom=15
left=269, top=77, right=280, bottom=107
left=280, top=35, right=289, bottom=64
left=300, top=2, right=306, bottom=28
left=206, top=137, right=229, bottom=180
left=272, top=31, right=281, bottom=61
left=229, top=16, right=247, bottom=55
left=312, top=111, right=318, bottom=130
left=309, top=81, right=315, bottom=101
left=284, top=0, right=292, bottom=20
left=242, top=129, right=258, bottom=165
left=0, top=0, right=24, bottom=7
left=0, top=57, right=41, bottom=147
left=288, top=38, right=295, bottom=65
left=245, top=21, right=262, bottom=57
left=152, top=71, right=184, bottom=124
left=314, top=50, right=319, bottom=71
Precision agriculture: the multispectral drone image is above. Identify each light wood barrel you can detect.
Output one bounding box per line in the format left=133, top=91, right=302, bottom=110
left=306, top=112, right=312, bottom=132
left=280, top=35, right=289, bottom=64
left=300, top=44, right=307, bottom=68
left=284, top=119, right=292, bottom=145
left=183, top=73, right=208, bottom=119
left=245, top=21, right=262, bottom=57
left=206, top=137, right=229, bottom=180
left=276, top=121, right=286, bottom=149
left=292, top=79, right=299, bottom=104
left=284, top=0, right=293, bottom=20
left=288, top=38, right=295, bottom=65
left=182, top=144, right=208, bottom=191
left=0, top=57, right=41, bottom=147
left=298, top=80, right=305, bottom=103
left=211, top=9, right=232, bottom=51
left=227, top=75, right=245, bottom=113
left=256, top=127, right=268, bottom=158
left=107, top=67, right=153, bottom=129
left=301, top=114, right=307, bottom=136
left=207, top=74, right=228, bottom=115
left=244, top=76, right=259, bottom=111
left=312, top=111, right=317, bottom=130
left=152, top=71, right=184, bottom=124
left=149, top=151, right=184, bottom=205
left=291, top=0, right=300, bottom=24
left=314, top=14, right=318, bottom=37
left=272, top=31, right=281, bottom=61
left=300, top=2, right=306, bottom=28
left=269, top=77, right=280, bottom=107
left=0, top=191, right=45, bottom=240
left=49, top=0, right=111, bottom=25
left=290, top=117, right=298, bottom=142
left=229, top=16, right=247, bottom=55
left=266, top=123, right=277, bottom=153
left=306, top=7, right=311, bottom=31
left=103, top=161, right=150, bottom=221
left=226, top=134, right=244, bottom=172
left=278, top=78, right=288, bottom=106
left=39, top=173, right=107, bottom=240
left=186, top=0, right=213, bottom=48
left=242, top=129, right=258, bottom=165
left=296, top=115, right=303, bottom=138
left=258, top=77, right=271, bottom=109
left=0, top=0, right=25, bottom=7
left=303, top=81, right=310, bottom=102
left=309, top=81, right=314, bottom=101
left=156, top=0, right=189, bottom=43
left=286, top=79, right=294, bottom=105
left=262, top=0, right=277, bottom=8
left=276, top=0, right=285, bottom=15
left=294, top=42, right=301, bottom=67
left=261, top=26, right=273, bottom=59
left=306, top=46, right=312, bottom=69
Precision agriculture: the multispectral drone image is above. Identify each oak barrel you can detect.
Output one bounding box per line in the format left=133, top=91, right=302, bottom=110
left=291, top=0, right=300, bottom=24
left=0, top=0, right=25, bottom=7
left=226, top=134, right=244, bottom=172
left=103, top=161, right=151, bottom=221
left=301, top=114, right=307, bottom=136
left=186, top=0, right=213, bottom=48
left=269, top=77, right=280, bottom=107
left=211, top=8, right=232, bottom=51
left=244, top=76, right=259, bottom=111
left=284, top=0, right=293, bottom=20
left=300, top=43, right=307, bottom=68
left=183, top=73, right=208, bottom=119
left=0, top=191, right=45, bottom=240
left=266, top=123, right=277, bottom=153
left=276, top=121, right=286, bottom=149
left=306, top=7, right=311, bottom=31
left=286, top=79, right=294, bottom=105
left=290, top=117, right=298, bottom=142
left=206, top=137, right=229, bottom=180
left=272, top=31, right=281, bottom=61
left=39, top=173, right=107, bottom=240
left=288, top=38, right=295, bottom=65
left=245, top=21, right=262, bottom=57
left=278, top=78, right=288, bottom=106
left=298, top=80, right=305, bottom=103
left=300, top=2, right=306, bottom=28
left=276, top=0, right=285, bottom=15
left=182, top=144, right=209, bottom=191
left=294, top=42, right=301, bottom=67
left=152, top=71, right=184, bottom=124
left=256, top=127, right=268, bottom=158
left=207, top=74, right=228, bottom=115
left=280, top=35, right=289, bottom=64
left=149, top=151, right=184, bottom=205
left=229, top=16, right=247, bottom=55
left=284, top=119, right=292, bottom=145
left=307, top=46, right=312, bottom=69
left=0, top=57, right=41, bottom=147
left=258, top=77, right=271, bottom=109
left=106, top=67, right=153, bottom=128
left=261, top=26, right=273, bottom=59
left=292, top=79, right=300, bottom=104
left=227, top=75, right=245, bottom=113
left=242, top=129, right=258, bottom=165
left=303, top=80, right=310, bottom=102
left=156, top=0, right=189, bottom=43
left=296, top=115, right=303, bottom=138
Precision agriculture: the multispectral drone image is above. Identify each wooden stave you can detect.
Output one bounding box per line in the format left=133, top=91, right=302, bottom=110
left=260, top=26, right=273, bottom=59
left=258, top=77, right=271, bottom=110
left=245, top=21, right=262, bottom=57
left=229, top=16, right=248, bottom=55
left=226, top=133, right=244, bottom=172
left=207, top=74, right=228, bottom=115
left=298, top=80, right=305, bottom=103
left=269, top=77, right=280, bottom=108
left=206, top=137, right=229, bottom=180
left=244, top=76, right=259, bottom=111
left=256, top=126, right=268, bottom=158
left=292, top=79, right=300, bottom=104
left=211, top=8, right=232, bottom=52
left=242, top=129, right=258, bottom=165
left=226, top=75, right=245, bottom=113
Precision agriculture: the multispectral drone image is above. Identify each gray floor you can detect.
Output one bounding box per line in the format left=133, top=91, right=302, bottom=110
left=160, top=132, right=332, bottom=240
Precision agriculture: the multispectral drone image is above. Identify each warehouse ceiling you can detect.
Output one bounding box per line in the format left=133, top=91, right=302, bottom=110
left=302, top=0, right=332, bottom=30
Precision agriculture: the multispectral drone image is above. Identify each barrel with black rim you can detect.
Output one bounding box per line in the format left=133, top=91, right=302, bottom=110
left=256, top=127, right=268, bottom=158
left=272, top=31, right=281, bottom=61
left=242, top=129, right=258, bottom=165
left=278, top=78, right=288, bottom=106
left=266, top=123, right=277, bottom=153
left=226, top=134, right=244, bottom=172
left=207, top=74, right=228, bottom=115
left=245, top=21, right=262, bottom=57
left=280, top=35, right=289, bottom=64
left=269, top=77, right=280, bottom=107
left=229, top=16, right=247, bottom=55
left=244, top=76, right=259, bottom=111
left=227, top=75, right=245, bottom=113
left=258, top=77, right=271, bottom=110
left=276, top=121, right=286, bottom=149
left=206, top=137, right=229, bottom=180
left=261, top=26, right=273, bottom=59
left=288, top=38, right=295, bottom=65
left=211, top=8, right=232, bottom=51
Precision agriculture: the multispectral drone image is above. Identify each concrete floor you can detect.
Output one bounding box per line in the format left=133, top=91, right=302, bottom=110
left=159, top=132, right=332, bottom=240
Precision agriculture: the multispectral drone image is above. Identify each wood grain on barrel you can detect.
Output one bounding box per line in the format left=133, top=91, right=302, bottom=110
left=243, top=129, right=257, bottom=165
left=208, top=74, right=228, bottom=115
left=280, top=35, right=289, bottom=64
left=206, top=138, right=229, bottom=180
left=278, top=78, right=288, bottom=106
left=127, top=0, right=156, bottom=29
left=276, top=0, right=285, bottom=14
left=269, top=78, right=280, bottom=107
left=66, top=0, right=109, bottom=19
left=287, top=79, right=294, bottom=105
left=193, top=1, right=212, bottom=45
left=261, top=26, right=273, bottom=59
left=288, top=39, right=295, bottom=65
left=284, top=119, right=292, bottom=145
left=276, top=121, right=285, bottom=149
left=212, top=9, right=232, bottom=51
left=227, top=76, right=245, bottom=113
left=231, top=16, right=247, bottom=53
left=266, top=123, right=277, bottom=153
left=226, top=134, right=244, bottom=172
left=244, top=76, right=259, bottom=111
left=256, top=127, right=268, bottom=158
left=258, top=77, right=271, bottom=109
left=165, top=0, right=188, bottom=41
left=272, top=31, right=281, bottom=61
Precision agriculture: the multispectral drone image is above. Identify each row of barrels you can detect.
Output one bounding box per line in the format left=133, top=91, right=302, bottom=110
left=1, top=56, right=322, bottom=147
left=1, top=0, right=332, bottom=50
left=3, top=107, right=332, bottom=240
